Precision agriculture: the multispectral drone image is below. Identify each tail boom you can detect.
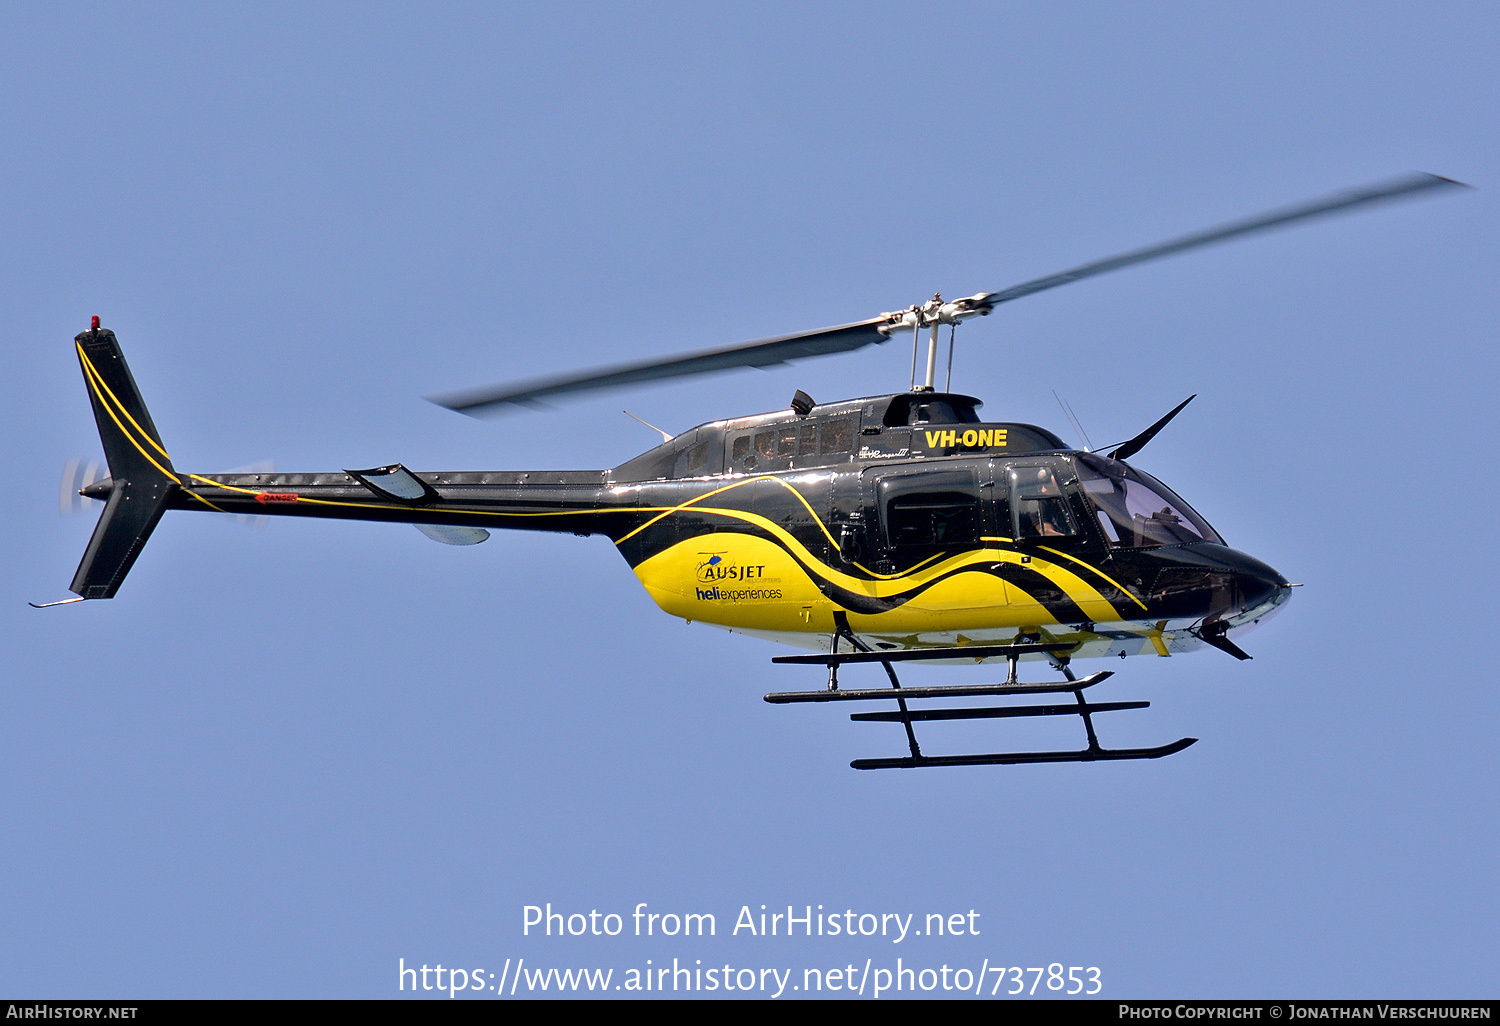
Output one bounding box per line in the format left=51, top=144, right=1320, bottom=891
left=56, top=323, right=699, bottom=599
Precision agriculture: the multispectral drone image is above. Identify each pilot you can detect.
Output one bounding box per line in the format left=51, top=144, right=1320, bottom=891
left=1038, top=502, right=1071, bottom=537
left=1020, top=500, right=1070, bottom=538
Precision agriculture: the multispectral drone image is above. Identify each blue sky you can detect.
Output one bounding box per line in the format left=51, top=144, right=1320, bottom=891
left=2, top=2, right=1496, bottom=998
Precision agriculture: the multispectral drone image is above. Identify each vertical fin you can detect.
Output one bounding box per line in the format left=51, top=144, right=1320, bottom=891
left=68, top=325, right=178, bottom=598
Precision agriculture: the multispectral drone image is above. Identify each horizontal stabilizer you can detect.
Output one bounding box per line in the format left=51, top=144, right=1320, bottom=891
left=414, top=524, right=490, bottom=545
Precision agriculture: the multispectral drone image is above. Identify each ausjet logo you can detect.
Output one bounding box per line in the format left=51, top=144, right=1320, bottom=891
left=694, top=554, right=781, bottom=602
left=695, top=553, right=767, bottom=584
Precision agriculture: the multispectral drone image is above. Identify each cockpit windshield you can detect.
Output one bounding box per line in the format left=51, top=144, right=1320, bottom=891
left=1074, top=453, right=1222, bottom=547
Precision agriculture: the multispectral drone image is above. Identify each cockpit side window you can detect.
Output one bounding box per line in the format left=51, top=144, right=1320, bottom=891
left=1010, top=465, right=1079, bottom=541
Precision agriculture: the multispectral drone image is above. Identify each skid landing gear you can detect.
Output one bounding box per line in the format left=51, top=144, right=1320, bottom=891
left=765, top=619, right=1196, bottom=769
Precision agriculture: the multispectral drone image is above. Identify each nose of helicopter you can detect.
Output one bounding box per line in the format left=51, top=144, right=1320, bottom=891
left=1176, top=542, right=1293, bottom=621
left=1237, top=563, right=1292, bottom=618
left=1221, top=549, right=1293, bottom=622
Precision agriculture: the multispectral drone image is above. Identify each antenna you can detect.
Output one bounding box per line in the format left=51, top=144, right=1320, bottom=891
left=1052, top=390, right=1096, bottom=451
left=623, top=410, right=673, bottom=443
left=1063, top=394, right=1095, bottom=451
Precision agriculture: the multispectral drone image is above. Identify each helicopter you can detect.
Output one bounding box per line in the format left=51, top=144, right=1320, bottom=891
left=41, top=172, right=1466, bottom=769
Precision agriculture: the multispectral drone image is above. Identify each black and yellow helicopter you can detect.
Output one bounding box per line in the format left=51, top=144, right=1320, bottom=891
left=43, top=173, right=1465, bottom=769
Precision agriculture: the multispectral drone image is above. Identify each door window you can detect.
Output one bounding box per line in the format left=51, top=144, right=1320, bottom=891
left=887, top=493, right=980, bottom=549
left=878, top=470, right=981, bottom=552
left=1010, top=465, right=1079, bottom=541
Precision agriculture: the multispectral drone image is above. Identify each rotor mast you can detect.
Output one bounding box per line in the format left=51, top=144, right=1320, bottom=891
left=879, top=292, right=994, bottom=392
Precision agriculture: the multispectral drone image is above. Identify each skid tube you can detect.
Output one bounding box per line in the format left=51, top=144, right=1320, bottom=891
left=765, top=618, right=1197, bottom=769
left=849, top=738, right=1199, bottom=771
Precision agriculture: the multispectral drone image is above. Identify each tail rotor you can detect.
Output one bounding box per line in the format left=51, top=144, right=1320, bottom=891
left=58, top=455, right=106, bottom=515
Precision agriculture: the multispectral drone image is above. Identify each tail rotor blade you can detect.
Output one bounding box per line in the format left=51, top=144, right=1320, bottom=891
left=59, top=456, right=79, bottom=515
left=58, top=457, right=105, bottom=515
left=225, top=460, right=275, bottom=529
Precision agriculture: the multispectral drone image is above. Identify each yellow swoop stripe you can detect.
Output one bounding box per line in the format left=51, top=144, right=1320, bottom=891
left=1038, top=545, right=1149, bottom=612
left=77, top=344, right=172, bottom=461
left=78, top=349, right=180, bottom=485
left=77, top=348, right=227, bottom=510
left=185, top=472, right=1126, bottom=619
left=616, top=475, right=941, bottom=580
left=190, top=474, right=623, bottom=518
left=182, top=489, right=228, bottom=513
left=629, top=503, right=1122, bottom=619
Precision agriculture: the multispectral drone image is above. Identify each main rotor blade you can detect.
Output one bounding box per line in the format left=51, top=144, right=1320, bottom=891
left=431, top=172, right=1467, bottom=416
left=428, top=317, right=890, bottom=415
left=974, top=172, right=1469, bottom=309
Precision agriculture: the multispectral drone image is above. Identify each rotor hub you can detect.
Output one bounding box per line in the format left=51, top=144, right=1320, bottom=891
left=877, top=292, right=994, bottom=336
